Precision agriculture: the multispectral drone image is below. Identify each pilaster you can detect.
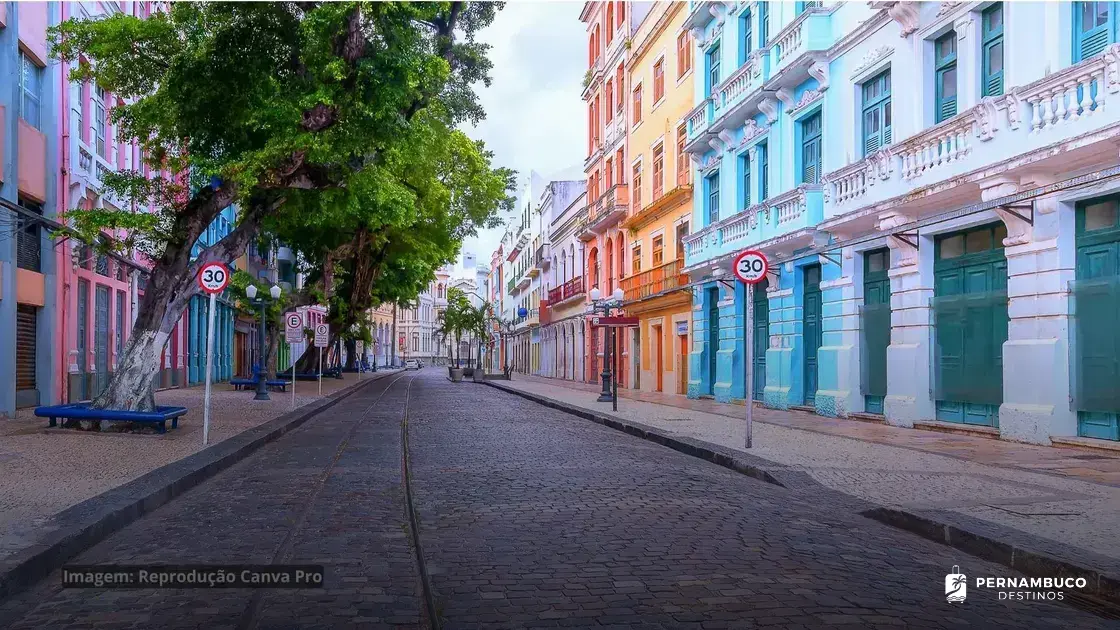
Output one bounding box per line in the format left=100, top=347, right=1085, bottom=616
left=814, top=251, right=860, bottom=417
left=884, top=233, right=935, bottom=427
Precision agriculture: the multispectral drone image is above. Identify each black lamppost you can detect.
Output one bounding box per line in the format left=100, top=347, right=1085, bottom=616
left=588, top=286, right=625, bottom=402
left=245, top=282, right=282, bottom=401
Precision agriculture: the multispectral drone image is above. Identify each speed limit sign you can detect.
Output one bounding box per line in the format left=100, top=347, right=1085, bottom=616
left=732, top=250, right=769, bottom=285
left=197, top=262, right=230, bottom=294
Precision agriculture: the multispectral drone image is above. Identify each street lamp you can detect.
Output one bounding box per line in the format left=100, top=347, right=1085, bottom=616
left=588, top=286, right=625, bottom=402
left=245, top=282, right=282, bottom=401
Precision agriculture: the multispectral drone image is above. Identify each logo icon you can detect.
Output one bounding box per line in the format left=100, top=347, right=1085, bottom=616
left=946, top=566, right=967, bottom=603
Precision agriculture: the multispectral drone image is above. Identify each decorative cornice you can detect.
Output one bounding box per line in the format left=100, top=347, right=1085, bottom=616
left=787, top=89, right=823, bottom=116
left=775, top=87, right=796, bottom=109
left=739, top=119, right=767, bottom=147
left=849, top=45, right=894, bottom=80
left=937, top=1, right=962, bottom=17
left=758, top=95, right=779, bottom=124
left=808, top=58, right=830, bottom=91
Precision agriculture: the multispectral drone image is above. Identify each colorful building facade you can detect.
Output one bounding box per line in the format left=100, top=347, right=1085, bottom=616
left=621, top=0, right=695, bottom=395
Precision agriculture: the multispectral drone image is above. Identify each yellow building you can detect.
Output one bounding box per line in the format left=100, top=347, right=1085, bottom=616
left=620, top=1, right=694, bottom=395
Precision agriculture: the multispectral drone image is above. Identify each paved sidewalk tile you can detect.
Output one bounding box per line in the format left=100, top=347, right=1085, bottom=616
left=0, top=371, right=383, bottom=562
left=502, top=375, right=1120, bottom=563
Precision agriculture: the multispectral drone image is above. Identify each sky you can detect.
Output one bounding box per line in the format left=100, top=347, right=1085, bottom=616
left=452, top=1, right=588, bottom=278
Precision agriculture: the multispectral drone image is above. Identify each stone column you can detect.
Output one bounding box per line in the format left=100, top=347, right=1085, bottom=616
left=997, top=189, right=1077, bottom=444
left=883, top=211, right=935, bottom=427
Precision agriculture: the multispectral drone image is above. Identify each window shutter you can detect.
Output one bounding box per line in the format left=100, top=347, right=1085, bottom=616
left=1080, top=26, right=1111, bottom=60
left=884, top=117, right=892, bottom=145
left=983, top=65, right=1003, bottom=98
left=939, top=94, right=957, bottom=123
left=864, top=131, right=880, bottom=157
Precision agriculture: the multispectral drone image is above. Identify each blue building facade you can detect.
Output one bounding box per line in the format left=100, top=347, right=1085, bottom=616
left=186, top=205, right=237, bottom=385
left=680, top=1, right=1120, bottom=445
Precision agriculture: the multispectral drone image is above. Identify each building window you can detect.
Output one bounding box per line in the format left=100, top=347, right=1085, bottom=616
left=759, top=2, right=770, bottom=46
left=95, top=87, right=108, bottom=157
left=652, top=235, right=664, bottom=267
left=653, top=58, right=665, bottom=103
left=652, top=144, right=664, bottom=200
left=633, top=162, right=643, bottom=209
left=676, top=221, right=690, bottom=259
left=705, top=42, right=721, bottom=97
left=617, top=0, right=625, bottom=28
left=606, top=4, right=614, bottom=45
left=758, top=141, right=769, bottom=200
left=739, top=11, right=753, bottom=64
left=935, top=30, right=958, bottom=123
left=632, top=245, right=641, bottom=274
left=705, top=172, right=720, bottom=224
left=632, top=85, right=643, bottom=125
left=739, top=152, right=752, bottom=210
left=677, top=32, right=691, bottom=78
left=606, top=157, right=614, bottom=188
left=800, top=112, right=822, bottom=185
left=676, top=124, right=689, bottom=187
left=616, top=149, right=624, bottom=183
left=862, top=69, right=892, bottom=156
left=1075, top=1, right=1115, bottom=62
left=16, top=199, right=43, bottom=272
left=616, top=65, right=624, bottom=111
left=19, top=53, right=43, bottom=131
left=982, top=4, right=1005, bottom=97
left=606, top=79, right=614, bottom=122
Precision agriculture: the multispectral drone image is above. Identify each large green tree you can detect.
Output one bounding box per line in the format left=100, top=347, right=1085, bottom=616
left=51, top=2, right=510, bottom=410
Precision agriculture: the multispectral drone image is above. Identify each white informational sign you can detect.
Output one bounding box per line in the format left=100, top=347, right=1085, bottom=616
left=314, top=324, right=330, bottom=348
left=733, top=250, right=769, bottom=285
left=285, top=312, right=304, bottom=343
left=197, top=262, right=230, bottom=294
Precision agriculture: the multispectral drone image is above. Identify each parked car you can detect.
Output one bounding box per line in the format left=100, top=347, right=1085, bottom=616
left=405, top=359, right=420, bottom=370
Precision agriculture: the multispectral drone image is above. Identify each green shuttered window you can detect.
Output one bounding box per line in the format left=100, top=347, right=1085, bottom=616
left=758, top=141, right=769, bottom=200
left=861, top=69, right=892, bottom=156
left=706, top=42, right=721, bottom=97
left=706, top=172, right=721, bottom=225
left=800, top=112, right=822, bottom=185
left=739, top=153, right=752, bottom=210
left=758, top=2, right=769, bottom=47
left=982, top=4, right=1004, bottom=97
left=1075, top=1, right=1115, bottom=62
left=935, top=31, right=958, bottom=124
left=740, top=11, right=753, bottom=64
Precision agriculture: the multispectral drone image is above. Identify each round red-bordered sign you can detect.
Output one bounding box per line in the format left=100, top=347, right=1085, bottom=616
left=732, top=250, right=769, bottom=285
left=197, top=262, right=231, bottom=294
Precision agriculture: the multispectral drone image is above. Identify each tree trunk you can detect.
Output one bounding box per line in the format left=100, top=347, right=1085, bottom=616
left=265, top=325, right=279, bottom=380
left=344, top=338, right=357, bottom=369
left=89, top=189, right=271, bottom=411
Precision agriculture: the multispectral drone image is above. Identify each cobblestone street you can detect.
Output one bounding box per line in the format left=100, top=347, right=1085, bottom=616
left=0, top=369, right=1112, bottom=628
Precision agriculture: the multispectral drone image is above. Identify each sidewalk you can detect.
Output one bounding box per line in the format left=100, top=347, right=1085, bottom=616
left=0, top=371, right=384, bottom=561
left=499, top=374, right=1120, bottom=567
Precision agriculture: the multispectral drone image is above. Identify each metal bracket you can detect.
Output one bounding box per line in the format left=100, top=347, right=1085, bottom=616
left=999, top=203, right=1034, bottom=226
left=892, top=232, right=919, bottom=250
left=817, top=252, right=842, bottom=267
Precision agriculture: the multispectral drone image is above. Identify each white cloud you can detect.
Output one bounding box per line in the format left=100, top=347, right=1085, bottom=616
left=455, top=1, right=587, bottom=275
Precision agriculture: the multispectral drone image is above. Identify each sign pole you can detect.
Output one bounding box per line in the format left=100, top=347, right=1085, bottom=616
left=202, top=292, right=217, bottom=446
left=745, top=283, right=754, bottom=450
left=291, top=356, right=296, bottom=408
left=612, top=326, right=618, bottom=412
left=318, top=347, right=323, bottom=396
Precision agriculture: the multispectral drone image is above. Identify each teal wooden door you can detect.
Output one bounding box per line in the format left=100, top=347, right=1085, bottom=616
left=95, top=286, right=110, bottom=397
left=1074, top=197, right=1120, bottom=440
left=751, top=278, right=769, bottom=400
left=803, top=265, right=822, bottom=405
left=934, top=223, right=1007, bottom=426
left=862, top=249, right=891, bottom=414
left=707, top=287, right=719, bottom=396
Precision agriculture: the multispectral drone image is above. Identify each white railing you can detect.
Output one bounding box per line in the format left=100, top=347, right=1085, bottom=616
left=771, top=187, right=807, bottom=225
left=1021, top=44, right=1119, bottom=134
left=772, top=12, right=810, bottom=66
left=687, top=99, right=708, bottom=136
left=683, top=225, right=716, bottom=259
left=823, top=150, right=892, bottom=206
left=896, top=114, right=975, bottom=181
left=717, top=54, right=762, bottom=107
left=720, top=212, right=751, bottom=244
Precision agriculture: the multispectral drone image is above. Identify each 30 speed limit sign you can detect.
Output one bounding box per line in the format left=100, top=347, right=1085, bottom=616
left=733, top=250, right=769, bottom=285
left=197, top=262, right=230, bottom=294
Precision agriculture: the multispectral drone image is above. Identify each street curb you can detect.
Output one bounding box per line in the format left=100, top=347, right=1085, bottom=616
left=0, top=371, right=398, bottom=602
left=862, top=506, right=1120, bottom=608
left=482, top=381, right=808, bottom=490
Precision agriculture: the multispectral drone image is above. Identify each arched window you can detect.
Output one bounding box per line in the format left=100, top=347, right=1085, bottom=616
left=588, top=247, right=600, bottom=288
left=605, top=237, right=614, bottom=293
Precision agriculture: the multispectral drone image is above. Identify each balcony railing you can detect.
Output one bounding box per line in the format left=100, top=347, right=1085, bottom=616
left=686, top=99, right=711, bottom=141
left=621, top=259, right=687, bottom=302
left=507, top=276, right=517, bottom=295
left=549, top=275, right=585, bottom=305
left=770, top=8, right=831, bottom=72
left=585, top=184, right=629, bottom=231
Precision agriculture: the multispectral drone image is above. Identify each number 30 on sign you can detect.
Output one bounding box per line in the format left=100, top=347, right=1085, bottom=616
left=733, top=250, right=769, bottom=285
left=197, top=262, right=231, bottom=294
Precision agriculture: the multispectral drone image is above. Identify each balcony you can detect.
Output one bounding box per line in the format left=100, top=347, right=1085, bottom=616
left=684, top=98, right=713, bottom=148
left=603, top=112, right=627, bottom=149
left=582, top=184, right=629, bottom=236
left=622, top=259, right=688, bottom=303
left=516, top=269, right=532, bottom=290
left=539, top=299, right=551, bottom=326
left=823, top=45, right=1120, bottom=222
left=583, top=56, right=603, bottom=100
left=625, top=184, right=693, bottom=231
left=534, top=242, right=550, bottom=271
left=527, top=307, right=540, bottom=327
left=584, top=141, right=604, bottom=171
left=768, top=8, right=832, bottom=77
left=549, top=275, right=586, bottom=306
left=684, top=1, right=725, bottom=31
left=709, top=50, right=771, bottom=137
left=684, top=185, right=824, bottom=268
left=507, top=275, right=518, bottom=295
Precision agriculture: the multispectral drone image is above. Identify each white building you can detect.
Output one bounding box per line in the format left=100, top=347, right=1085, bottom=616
left=399, top=266, right=451, bottom=364
left=538, top=178, right=589, bottom=380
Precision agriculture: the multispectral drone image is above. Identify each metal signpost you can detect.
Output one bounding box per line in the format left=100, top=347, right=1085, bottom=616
left=197, top=262, right=230, bottom=446
left=732, top=250, right=769, bottom=449
left=315, top=323, right=330, bottom=396
left=284, top=311, right=303, bottom=407
left=590, top=316, right=639, bottom=412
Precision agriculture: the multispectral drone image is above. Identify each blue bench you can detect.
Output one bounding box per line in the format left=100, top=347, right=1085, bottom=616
left=230, top=366, right=290, bottom=392
left=34, top=403, right=188, bottom=434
